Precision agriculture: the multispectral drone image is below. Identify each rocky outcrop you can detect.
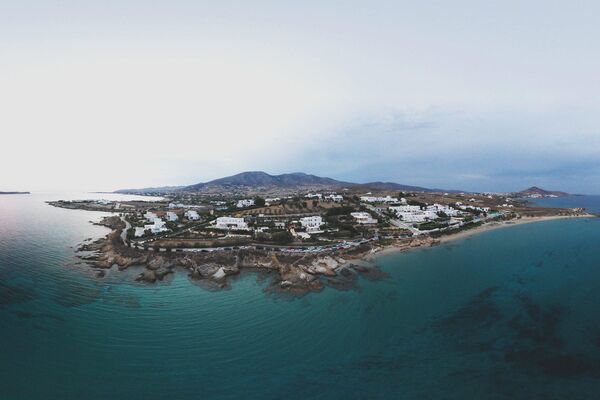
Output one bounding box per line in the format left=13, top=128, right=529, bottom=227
left=76, top=220, right=395, bottom=295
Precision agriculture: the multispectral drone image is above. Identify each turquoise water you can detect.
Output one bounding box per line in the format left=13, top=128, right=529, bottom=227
left=2, top=194, right=600, bottom=399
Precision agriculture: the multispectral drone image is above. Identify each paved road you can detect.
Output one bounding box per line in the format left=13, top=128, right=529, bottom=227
left=120, top=217, right=131, bottom=244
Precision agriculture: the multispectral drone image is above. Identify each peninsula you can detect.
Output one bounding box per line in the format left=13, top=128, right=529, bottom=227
left=49, top=172, right=592, bottom=294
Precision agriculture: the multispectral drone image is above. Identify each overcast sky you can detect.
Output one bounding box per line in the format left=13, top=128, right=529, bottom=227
left=2, top=1, right=600, bottom=193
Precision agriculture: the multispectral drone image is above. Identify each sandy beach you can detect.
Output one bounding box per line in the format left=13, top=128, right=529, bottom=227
left=437, top=214, right=594, bottom=244
left=370, top=214, right=595, bottom=259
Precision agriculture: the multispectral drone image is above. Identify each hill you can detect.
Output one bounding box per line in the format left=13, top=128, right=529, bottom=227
left=182, top=171, right=352, bottom=192
left=517, top=186, right=569, bottom=197
left=115, top=171, right=459, bottom=194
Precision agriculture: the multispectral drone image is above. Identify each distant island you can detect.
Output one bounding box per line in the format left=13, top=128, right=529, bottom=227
left=0, top=191, right=30, bottom=195
left=48, top=172, right=590, bottom=294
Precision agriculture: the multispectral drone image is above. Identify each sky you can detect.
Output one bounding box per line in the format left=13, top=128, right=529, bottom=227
left=2, top=0, right=600, bottom=194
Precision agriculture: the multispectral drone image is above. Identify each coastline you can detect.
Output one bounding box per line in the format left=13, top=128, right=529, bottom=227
left=437, top=214, right=594, bottom=244
left=371, top=214, right=595, bottom=260
left=47, top=198, right=594, bottom=294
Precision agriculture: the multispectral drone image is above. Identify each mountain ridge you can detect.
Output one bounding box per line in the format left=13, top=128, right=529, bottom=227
left=115, top=171, right=456, bottom=194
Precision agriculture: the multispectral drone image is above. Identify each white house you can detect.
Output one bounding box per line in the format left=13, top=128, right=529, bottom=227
left=299, top=216, right=324, bottom=233
left=144, top=211, right=158, bottom=222
left=144, top=219, right=168, bottom=234
left=265, top=198, right=280, bottom=206
left=458, top=205, right=491, bottom=213
left=397, top=212, right=428, bottom=223
left=166, top=211, right=178, bottom=222
left=351, top=212, right=378, bottom=224
left=325, top=194, right=343, bottom=202
left=390, top=204, right=444, bottom=223
left=305, top=193, right=323, bottom=200
left=214, top=217, right=249, bottom=230
left=185, top=210, right=200, bottom=221
left=360, top=195, right=398, bottom=203
left=389, top=205, right=422, bottom=213
left=134, top=227, right=146, bottom=237
left=426, top=204, right=460, bottom=217
left=236, top=199, right=255, bottom=208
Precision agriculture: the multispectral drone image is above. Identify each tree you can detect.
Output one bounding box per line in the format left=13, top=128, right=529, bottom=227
left=407, top=199, right=425, bottom=208
left=254, top=197, right=266, bottom=207
left=326, top=206, right=354, bottom=216
left=272, top=231, right=294, bottom=244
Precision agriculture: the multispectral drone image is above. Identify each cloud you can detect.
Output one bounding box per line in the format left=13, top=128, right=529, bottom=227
left=278, top=107, right=600, bottom=193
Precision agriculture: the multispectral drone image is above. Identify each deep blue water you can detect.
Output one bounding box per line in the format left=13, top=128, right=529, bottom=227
left=2, top=194, right=600, bottom=399
left=530, top=194, right=600, bottom=214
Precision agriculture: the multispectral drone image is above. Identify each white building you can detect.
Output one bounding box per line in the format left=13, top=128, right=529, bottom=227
left=144, top=219, right=168, bottom=234
left=389, top=204, right=445, bottom=223
left=236, top=199, right=255, bottom=208
left=305, top=193, right=323, bottom=200
left=398, top=212, right=428, bottom=223
left=265, top=198, right=280, bottom=206
left=389, top=205, right=422, bottom=213
left=299, top=216, right=324, bottom=233
left=214, top=217, right=249, bottom=230
left=351, top=212, right=378, bottom=224
left=360, top=195, right=398, bottom=203
left=459, top=205, right=491, bottom=213
left=166, top=211, right=178, bottom=222
left=426, top=204, right=460, bottom=217
left=168, top=202, right=200, bottom=209
left=185, top=210, right=200, bottom=221
left=134, top=227, right=146, bottom=237
left=144, top=211, right=158, bottom=222
left=325, top=194, right=343, bottom=202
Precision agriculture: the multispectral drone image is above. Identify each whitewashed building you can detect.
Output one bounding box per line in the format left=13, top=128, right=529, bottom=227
left=166, top=211, right=178, bottom=222
left=351, top=212, right=378, bottom=224
left=213, top=217, right=249, bottom=230
left=459, top=205, right=491, bottom=213
left=144, top=211, right=158, bottom=222
left=299, top=216, right=324, bottom=233
left=389, top=205, right=422, bottom=213
left=144, top=219, right=168, bottom=234
left=426, top=204, right=460, bottom=217
left=360, top=195, right=398, bottom=203
left=265, top=198, right=280, bottom=206
left=305, top=193, right=323, bottom=200
left=236, top=199, right=255, bottom=208
left=134, top=227, right=146, bottom=237
left=185, top=210, right=200, bottom=221
left=325, top=194, right=343, bottom=202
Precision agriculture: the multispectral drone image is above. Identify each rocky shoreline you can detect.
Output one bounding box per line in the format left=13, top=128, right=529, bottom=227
left=78, top=216, right=435, bottom=294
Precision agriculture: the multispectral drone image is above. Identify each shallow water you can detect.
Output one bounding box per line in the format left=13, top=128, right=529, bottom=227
left=2, top=193, right=600, bottom=399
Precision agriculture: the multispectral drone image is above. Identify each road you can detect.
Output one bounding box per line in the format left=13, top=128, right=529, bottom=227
left=120, top=217, right=131, bottom=244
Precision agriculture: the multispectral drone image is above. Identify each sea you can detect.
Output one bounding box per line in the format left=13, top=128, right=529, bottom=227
left=2, top=193, right=600, bottom=399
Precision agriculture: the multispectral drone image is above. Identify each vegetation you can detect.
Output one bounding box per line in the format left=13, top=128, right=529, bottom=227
left=271, top=231, right=294, bottom=244
left=326, top=206, right=354, bottom=216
